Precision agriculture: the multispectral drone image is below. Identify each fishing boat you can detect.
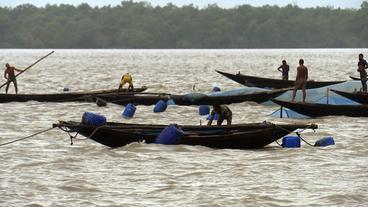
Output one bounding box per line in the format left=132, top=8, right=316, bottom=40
left=105, top=88, right=288, bottom=106
left=272, top=99, right=368, bottom=117
left=0, top=87, right=148, bottom=103
left=54, top=121, right=317, bottom=149
left=331, top=89, right=368, bottom=104
left=216, top=70, right=344, bottom=89
left=349, top=76, right=360, bottom=80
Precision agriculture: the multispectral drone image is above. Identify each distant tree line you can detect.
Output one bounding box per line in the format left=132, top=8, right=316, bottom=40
left=0, top=1, right=367, bottom=48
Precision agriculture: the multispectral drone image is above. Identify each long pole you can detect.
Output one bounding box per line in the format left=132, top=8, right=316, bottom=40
left=0, top=51, right=55, bottom=89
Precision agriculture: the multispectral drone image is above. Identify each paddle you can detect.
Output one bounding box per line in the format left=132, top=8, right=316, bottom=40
left=0, top=51, right=55, bottom=90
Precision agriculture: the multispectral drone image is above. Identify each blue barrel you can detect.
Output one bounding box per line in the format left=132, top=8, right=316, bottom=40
left=155, top=125, right=184, bottom=145
left=212, top=86, right=221, bottom=92
left=207, top=113, right=218, bottom=120
left=122, top=103, right=136, bottom=118
left=81, top=112, right=106, bottom=126
left=153, top=100, right=167, bottom=113
left=199, top=105, right=210, bottom=115
left=314, top=136, right=335, bottom=147
left=282, top=136, right=301, bottom=148
left=166, top=99, right=176, bottom=105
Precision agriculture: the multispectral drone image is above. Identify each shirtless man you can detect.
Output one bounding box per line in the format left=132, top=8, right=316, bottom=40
left=291, top=59, right=308, bottom=103
left=277, top=60, right=290, bottom=80
left=357, top=53, right=368, bottom=93
left=4, top=63, right=23, bottom=94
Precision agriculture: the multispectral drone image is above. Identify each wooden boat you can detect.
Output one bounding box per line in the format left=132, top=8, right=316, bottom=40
left=272, top=99, right=368, bottom=117
left=349, top=76, right=360, bottom=80
left=331, top=89, right=368, bottom=104
left=216, top=70, right=344, bottom=89
left=0, top=87, right=148, bottom=103
left=53, top=121, right=317, bottom=149
left=105, top=88, right=288, bottom=106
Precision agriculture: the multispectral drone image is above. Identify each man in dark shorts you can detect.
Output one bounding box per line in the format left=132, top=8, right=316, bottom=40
left=357, top=53, right=368, bottom=93
left=291, top=59, right=308, bottom=103
left=4, top=63, right=23, bottom=94
left=277, top=60, right=290, bottom=80
left=207, top=105, right=232, bottom=126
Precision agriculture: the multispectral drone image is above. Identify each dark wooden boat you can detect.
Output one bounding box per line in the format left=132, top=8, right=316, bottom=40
left=54, top=121, right=317, bottom=149
left=216, top=70, right=344, bottom=89
left=331, top=89, right=368, bottom=104
left=272, top=99, right=368, bottom=117
left=106, top=88, right=288, bottom=106
left=349, top=76, right=360, bottom=80
left=0, top=87, right=148, bottom=103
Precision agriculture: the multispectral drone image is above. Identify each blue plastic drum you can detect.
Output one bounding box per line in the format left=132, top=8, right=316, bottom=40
left=199, top=105, right=210, bottom=115
left=82, top=112, right=106, bottom=126
left=153, top=100, right=167, bottom=113
left=155, top=125, right=184, bottom=145
left=281, top=136, right=301, bottom=148
left=122, top=103, right=136, bottom=118
left=314, top=136, right=335, bottom=147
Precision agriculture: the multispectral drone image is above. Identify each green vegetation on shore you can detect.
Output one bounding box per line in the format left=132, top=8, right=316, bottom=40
left=0, top=1, right=367, bottom=48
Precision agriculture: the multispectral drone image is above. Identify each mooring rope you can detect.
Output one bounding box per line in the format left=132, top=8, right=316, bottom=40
left=57, top=124, right=105, bottom=145
left=275, top=140, right=282, bottom=146
left=87, top=125, right=105, bottom=139
left=295, top=132, right=314, bottom=146
left=0, top=126, right=56, bottom=147
left=273, top=124, right=315, bottom=146
left=57, top=126, right=82, bottom=145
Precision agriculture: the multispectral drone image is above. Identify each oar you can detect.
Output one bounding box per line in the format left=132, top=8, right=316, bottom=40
left=0, top=51, right=55, bottom=89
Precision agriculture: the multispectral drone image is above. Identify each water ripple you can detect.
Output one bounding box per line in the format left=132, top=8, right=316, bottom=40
left=1, top=49, right=367, bottom=206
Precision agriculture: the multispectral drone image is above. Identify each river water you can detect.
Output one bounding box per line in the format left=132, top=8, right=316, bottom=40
left=0, top=49, right=367, bottom=206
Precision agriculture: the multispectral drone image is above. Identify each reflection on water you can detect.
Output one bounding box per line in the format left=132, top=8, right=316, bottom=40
left=0, top=49, right=367, bottom=206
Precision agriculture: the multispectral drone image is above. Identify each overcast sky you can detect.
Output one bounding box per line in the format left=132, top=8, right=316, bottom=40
left=0, top=0, right=364, bottom=9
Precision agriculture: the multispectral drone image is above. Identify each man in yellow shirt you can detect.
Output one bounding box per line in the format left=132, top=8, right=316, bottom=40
left=118, top=73, right=134, bottom=91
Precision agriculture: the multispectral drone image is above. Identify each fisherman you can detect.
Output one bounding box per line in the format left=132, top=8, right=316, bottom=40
left=277, top=60, right=290, bottom=80
left=118, top=72, right=134, bottom=91
left=357, top=53, right=368, bottom=93
left=207, top=105, right=232, bottom=126
left=291, top=59, right=308, bottom=103
left=4, top=63, right=23, bottom=94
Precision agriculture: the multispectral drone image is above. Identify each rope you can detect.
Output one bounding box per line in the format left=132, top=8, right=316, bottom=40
left=275, top=140, right=282, bottom=146
left=295, top=132, right=314, bottom=146
left=57, top=126, right=82, bottom=145
left=87, top=125, right=105, bottom=139
left=57, top=124, right=105, bottom=145
left=0, top=126, right=56, bottom=146
left=272, top=124, right=316, bottom=147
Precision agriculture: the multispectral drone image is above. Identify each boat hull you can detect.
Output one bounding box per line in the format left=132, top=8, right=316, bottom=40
left=272, top=99, right=368, bottom=117
left=216, top=70, right=344, bottom=89
left=0, top=87, right=147, bottom=103
left=109, top=89, right=288, bottom=106
left=349, top=76, right=360, bottom=81
left=54, top=121, right=317, bottom=149
left=331, top=89, right=368, bottom=104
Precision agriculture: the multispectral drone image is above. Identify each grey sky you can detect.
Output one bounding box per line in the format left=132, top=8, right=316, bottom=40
left=0, top=0, right=364, bottom=9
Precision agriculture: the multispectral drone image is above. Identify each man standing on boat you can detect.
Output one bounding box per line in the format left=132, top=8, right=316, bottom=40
left=4, top=63, right=23, bottom=94
left=118, top=72, right=134, bottom=91
left=207, top=105, right=232, bottom=126
left=357, top=53, right=368, bottom=93
left=277, top=60, right=290, bottom=80
left=291, top=59, right=308, bottom=103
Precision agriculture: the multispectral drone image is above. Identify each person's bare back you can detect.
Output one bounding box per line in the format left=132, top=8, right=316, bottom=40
left=292, top=59, right=308, bottom=103
left=296, top=65, right=308, bottom=83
